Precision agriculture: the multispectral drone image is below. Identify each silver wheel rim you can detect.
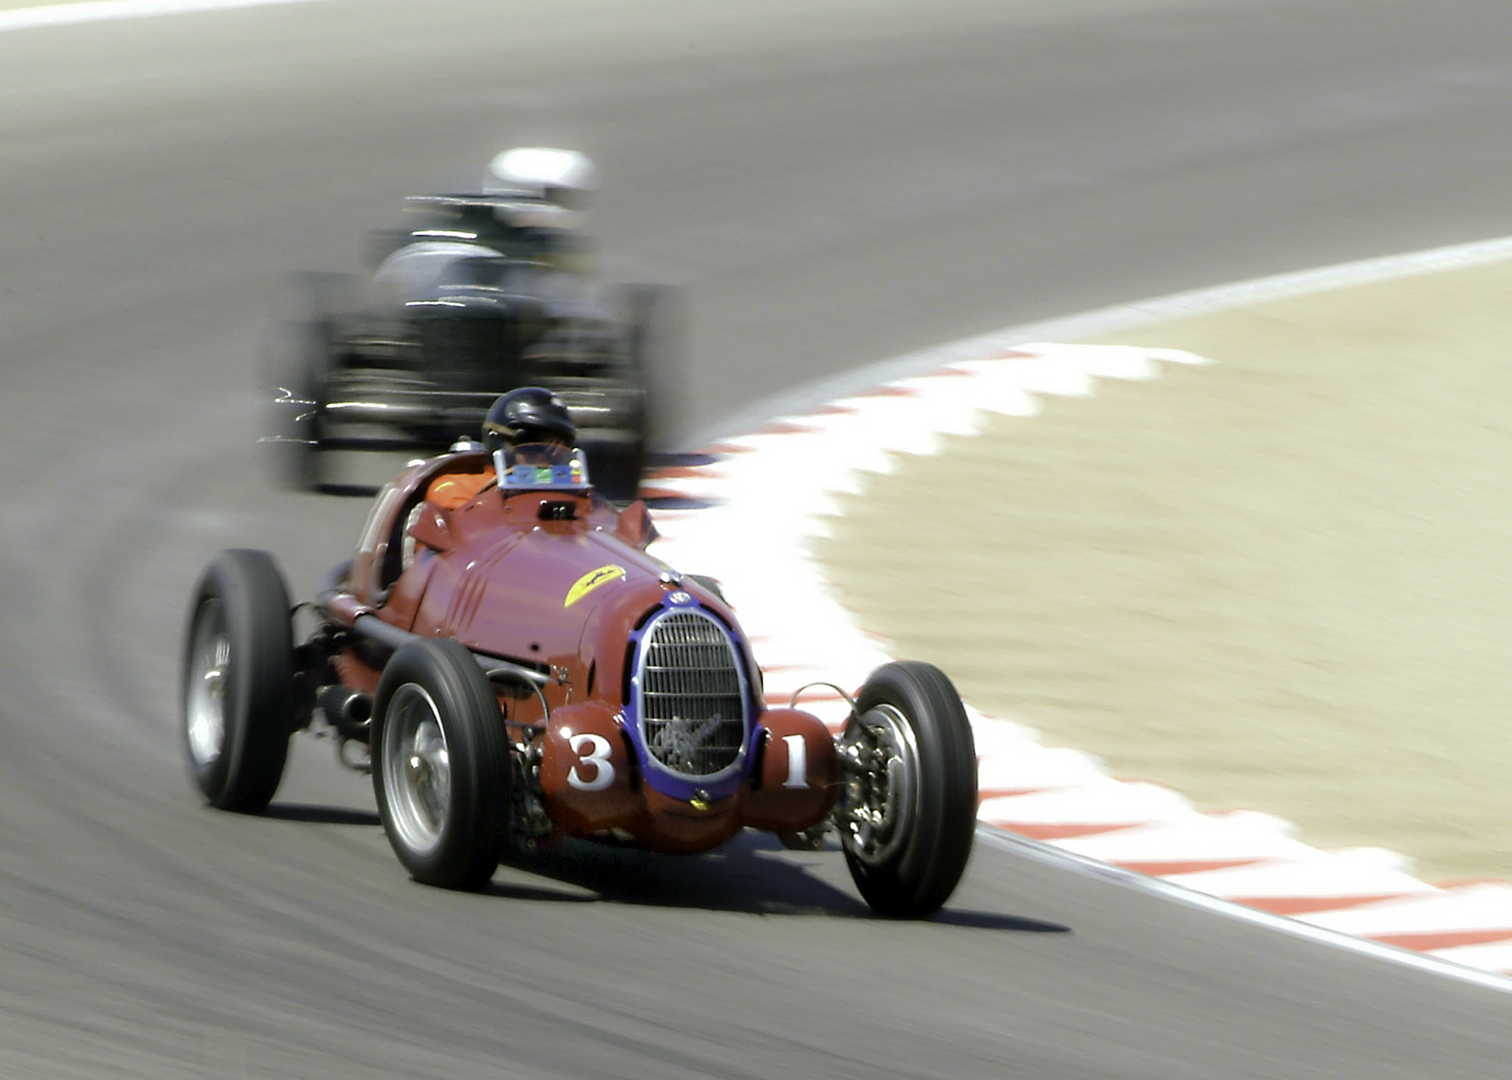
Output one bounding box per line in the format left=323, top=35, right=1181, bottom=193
left=186, top=599, right=230, bottom=767
left=836, top=703, right=919, bottom=866
left=382, top=684, right=451, bottom=856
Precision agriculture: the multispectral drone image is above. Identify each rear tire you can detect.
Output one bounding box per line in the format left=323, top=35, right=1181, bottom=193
left=371, top=639, right=511, bottom=890
left=182, top=549, right=296, bottom=813
left=837, top=661, right=977, bottom=917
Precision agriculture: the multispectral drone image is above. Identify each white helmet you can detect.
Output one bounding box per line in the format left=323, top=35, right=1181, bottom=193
left=484, top=147, right=597, bottom=212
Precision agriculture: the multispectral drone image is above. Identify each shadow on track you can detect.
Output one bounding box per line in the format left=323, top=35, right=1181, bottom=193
left=493, top=830, right=1071, bottom=932
left=252, top=800, right=1069, bottom=931
left=263, top=803, right=381, bottom=827
left=930, top=908, right=1069, bottom=933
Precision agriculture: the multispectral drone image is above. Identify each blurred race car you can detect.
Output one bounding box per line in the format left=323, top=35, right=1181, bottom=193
left=262, top=149, right=672, bottom=501
left=181, top=429, right=979, bottom=917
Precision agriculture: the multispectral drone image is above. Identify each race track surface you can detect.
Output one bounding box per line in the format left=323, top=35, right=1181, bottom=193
left=2, top=1, right=1511, bottom=1076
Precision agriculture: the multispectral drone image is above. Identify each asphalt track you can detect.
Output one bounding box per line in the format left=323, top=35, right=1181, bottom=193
left=3, top=1, right=1512, bottom=1076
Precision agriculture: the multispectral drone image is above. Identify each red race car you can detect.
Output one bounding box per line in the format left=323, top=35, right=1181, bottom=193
left=182, top=432, right=977, bottom=917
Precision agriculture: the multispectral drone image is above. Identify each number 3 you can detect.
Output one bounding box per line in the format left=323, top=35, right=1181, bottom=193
left=568, top=733, right=616, bottom=791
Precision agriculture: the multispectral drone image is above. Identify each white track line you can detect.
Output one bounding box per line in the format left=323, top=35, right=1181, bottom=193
left=687, top=235, right=1512, bottom=449
left=0, top=0, right=324, bottom=33
left=978, top=829, right=1512, bottom=996
left=650, top=237, right=1512, bottom=983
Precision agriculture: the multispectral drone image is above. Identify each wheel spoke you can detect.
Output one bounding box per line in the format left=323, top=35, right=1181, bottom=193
left=383, top=685, right=452, bottom=854
left=409, top=719, right=451, bottom=829
left=835, top=704, right=918, bottom=865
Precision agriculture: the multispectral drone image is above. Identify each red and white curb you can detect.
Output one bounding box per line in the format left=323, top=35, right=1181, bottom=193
left=643, top=331, right=1512, bottom=983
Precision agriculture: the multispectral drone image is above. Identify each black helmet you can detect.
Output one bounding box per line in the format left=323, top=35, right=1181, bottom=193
left=482, top=387, right=576, bottom=453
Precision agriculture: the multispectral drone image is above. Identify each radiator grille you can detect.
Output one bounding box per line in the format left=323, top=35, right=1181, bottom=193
left=637, top=610, right=747, bottom=778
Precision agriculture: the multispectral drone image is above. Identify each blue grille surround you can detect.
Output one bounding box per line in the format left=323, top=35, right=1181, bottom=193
left=624, top=599, right=759, bottom=803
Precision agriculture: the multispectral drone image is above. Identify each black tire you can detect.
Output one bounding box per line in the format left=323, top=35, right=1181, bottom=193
left=837, top=661, right=977, bottom=918
left=581, top=437, right=647, bottom=504
left=262, top=317, right=333, bottom=491
left=615, top=282, right=685, bottom=452
left=371, top=639, right=511, bottom=890
left=686, top=574, right=727, bottom=603
left=182, top=549, right=296, bottom=813
left=261, top=273, right=357, bottom=491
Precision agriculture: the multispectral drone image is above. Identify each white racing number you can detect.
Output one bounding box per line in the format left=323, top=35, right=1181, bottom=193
left=567, top=733, right=616, bottom=792
left=781, top=733, right=808, bottom=788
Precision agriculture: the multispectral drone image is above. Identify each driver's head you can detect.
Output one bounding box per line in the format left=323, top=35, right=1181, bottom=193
left=483, top=147, right=597, bottom=214
left=482, top=387, right=576, bottom=454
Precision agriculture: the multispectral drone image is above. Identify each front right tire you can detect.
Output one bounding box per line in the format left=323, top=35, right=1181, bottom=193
left=837, top=661, right=978, bottom=918
left=615, top=281, right=685, bottom=456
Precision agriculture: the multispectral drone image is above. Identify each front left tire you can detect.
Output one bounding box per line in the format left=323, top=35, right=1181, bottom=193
left=371, top=639, right=512, bottom=890
left=261, top=272, right=357, bottom=492
left=262, top=317, right=333, bottom=491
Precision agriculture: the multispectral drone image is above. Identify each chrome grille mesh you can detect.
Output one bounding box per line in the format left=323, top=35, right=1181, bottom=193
left=638, top=610, right=747, bottom=777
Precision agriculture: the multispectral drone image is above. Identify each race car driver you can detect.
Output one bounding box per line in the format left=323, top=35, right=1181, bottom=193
left=425, top=386, right=579, bottom=511
left=477, top=146, right=598, bottom=272
left=405, top=387, right=656, bottom=565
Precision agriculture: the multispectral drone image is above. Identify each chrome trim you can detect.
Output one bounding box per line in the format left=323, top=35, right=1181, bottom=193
left=835, top=703, right=920, bottom=866
left=185, top=599, right=229, bottom=767
left=380, top=684, right=451, bottom=856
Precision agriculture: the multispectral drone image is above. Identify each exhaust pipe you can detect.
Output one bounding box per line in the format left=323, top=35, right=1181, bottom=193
left=318, top=685, right=372, bottom=741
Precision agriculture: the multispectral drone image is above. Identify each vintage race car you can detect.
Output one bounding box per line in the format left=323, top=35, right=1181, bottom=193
left=182, top=446, right=978, bottom=917
left=262, top=192, right=672, bottom=502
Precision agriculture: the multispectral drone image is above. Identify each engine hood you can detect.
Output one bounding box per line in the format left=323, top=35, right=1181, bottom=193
left=432, top=523, right=667, bottom=667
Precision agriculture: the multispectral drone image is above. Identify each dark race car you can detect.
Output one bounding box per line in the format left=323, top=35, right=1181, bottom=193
left=262, top=186, right=673, bottom=502
left=181, top=444, right=978, bottom=917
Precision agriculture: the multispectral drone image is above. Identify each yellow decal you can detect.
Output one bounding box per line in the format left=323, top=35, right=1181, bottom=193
left=565, top=564, right=627, bottom=607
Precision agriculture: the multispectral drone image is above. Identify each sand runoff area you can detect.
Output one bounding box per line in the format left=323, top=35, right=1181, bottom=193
left=818, top=256, right=1512, bottom=885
